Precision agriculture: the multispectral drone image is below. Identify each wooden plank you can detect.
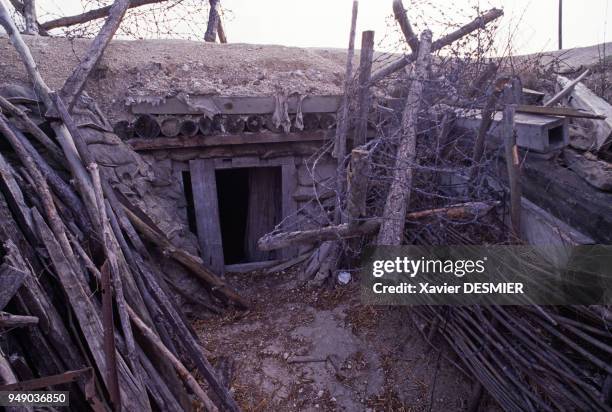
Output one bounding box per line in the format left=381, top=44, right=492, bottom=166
left=245, top=167, right=281, bottom=262
left=515, top=104, right=604, bottom=119
left=281, top=158, right=298, bottom=259
left=127, top=130, right=331, bottom=151
left=189, top=159, right=225, bottom=274
left=131, top=95, right=342, bottom=115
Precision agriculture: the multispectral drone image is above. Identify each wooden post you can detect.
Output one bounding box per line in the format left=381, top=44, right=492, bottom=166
left=377, top=30, right=432, bottom=245
left=205, top=0, right=220, bottom=42
left=189, top=159, right=225, bottom=274
left=333, top=0, right=358, bottom=160
left=23, top=0, right=38, bottom=34
left=354, top=30, right=375, bottom=147
left=501, top=79, right=523, bottom=239
left=346, top=148, right=370, bottom=227
left=280, top=158, right=298, bottom=259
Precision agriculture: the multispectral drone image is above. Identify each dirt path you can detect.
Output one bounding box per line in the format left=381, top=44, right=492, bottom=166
left=193, top=269, right=478, bottom=411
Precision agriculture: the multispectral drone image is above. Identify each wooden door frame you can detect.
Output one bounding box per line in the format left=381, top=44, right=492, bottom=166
left=188, top=156, right=298, bottom=274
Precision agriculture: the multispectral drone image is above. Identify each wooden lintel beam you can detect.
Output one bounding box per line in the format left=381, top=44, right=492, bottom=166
left=127, top=130, right=331, bottom=151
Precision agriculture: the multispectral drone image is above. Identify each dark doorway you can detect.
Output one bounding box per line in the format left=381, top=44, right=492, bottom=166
left=215, top=167, right=282, bottom=264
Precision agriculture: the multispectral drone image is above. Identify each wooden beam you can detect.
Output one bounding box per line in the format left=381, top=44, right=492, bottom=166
left=127, top=130, right=330, bottom=151
left=189, top=159, right=225, bottom=275
left=40, top=0, right=167, bottom=31
left=258, top=201, right=497, bottom=251
left=377, top=30, right=432, bottom=245
left=346, top=148, right=370, bottom=226
left=121, top=202, right=249, bottom=309
left=515, top=104, right=604, bottom=119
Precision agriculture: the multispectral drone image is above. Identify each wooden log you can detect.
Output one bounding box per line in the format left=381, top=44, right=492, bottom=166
left=346, top=148, right=370, bottom=226
left=128, top=306, right=218, bottom=412
left=121, top=203, right=249, bottom=309
left=198, top=116, right=213, bottom=135
left=0, top=113, right=80, bottom=274
left=7, top=124, right=96, bottom=247
left=0, top=352, right=33, bottom=412
left=31, top=209, right=151, bottom=412
left=100, top=262, right=121, bottom=410
left=392, top=0, right=419, bottom=53
left=134, top=114, right=161, bottom=138
left=178, top=119, right=199, bottom=137
left=60, top=0, right=130, bottom=110
left=0, top=95, right=63, bottom=163
left=217, top=15, right=227, bottom=43
left=557, top=75, right=612, bottom=150
left=0, top=241, right=27, bottom=311
left=302, top=113, right=319, bottom=131
left=113, top=120, right=133, bottom=140
left=332, top=0, right=358, bottom=160
left=369, top=8, right=503, bottom=85
left=225, top=115, right=245, bottom=134
left=319, top=113, right=336, bottom=130
left=40, top=0, right=166, bottom=30
left=160, top=117, right=180, bottom=137
left=245, top=115, right=264, bottom=132
left=544, top=69, right=590, bottom=107
left=259, top=201, right=497, bottom=251
left=0, top=312, right=38, bottom=328
left=377, top=30, right=432, bottom=245
left=205, top=0, right=220, bottom=42
left=470, top=77, right=504, bottom=179
left=354, top=31, right=375, bottom=147
left=131, top=249, right=241, bottom=412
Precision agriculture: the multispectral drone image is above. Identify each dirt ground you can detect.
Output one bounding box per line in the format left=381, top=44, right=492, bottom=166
left=193, top=269, right=485, bottom=412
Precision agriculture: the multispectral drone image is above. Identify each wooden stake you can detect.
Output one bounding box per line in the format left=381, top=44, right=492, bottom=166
left=354, top=30, right=375, bottom=147
left=332, top=0, right=358, bottom=160
left=60, top=0, right=130, bottom=110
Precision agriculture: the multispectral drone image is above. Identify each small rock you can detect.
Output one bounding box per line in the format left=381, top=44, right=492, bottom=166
left=317, top=390, right=324, bottom=398
left=337, top=271, right=351, bottom=285
left=283, top=352, right=289, bottom=360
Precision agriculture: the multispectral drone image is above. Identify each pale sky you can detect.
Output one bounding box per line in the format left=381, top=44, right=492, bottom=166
left=29, top=0, right=612, bottom=55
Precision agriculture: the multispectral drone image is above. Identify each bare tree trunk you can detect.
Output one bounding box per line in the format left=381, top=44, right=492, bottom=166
left=60, top=0, right=130, bottom=110
left=205, top=0, right=220, bottom=42
left=377, top=30, right=432, bottom=245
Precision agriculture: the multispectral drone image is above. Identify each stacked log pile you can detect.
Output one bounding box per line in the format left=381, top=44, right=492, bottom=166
left=0, top=2, right=245, bottom=411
